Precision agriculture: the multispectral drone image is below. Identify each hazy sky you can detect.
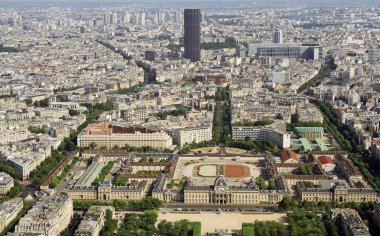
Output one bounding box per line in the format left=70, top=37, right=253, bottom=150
left=0, top=0, right=378, bottom=8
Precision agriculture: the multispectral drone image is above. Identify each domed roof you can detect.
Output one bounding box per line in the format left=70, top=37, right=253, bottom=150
left=214, top=175, right=228, bottom=187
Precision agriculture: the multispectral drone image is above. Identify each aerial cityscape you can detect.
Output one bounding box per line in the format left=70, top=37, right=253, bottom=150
left=0, top=0, right=380, bottom=235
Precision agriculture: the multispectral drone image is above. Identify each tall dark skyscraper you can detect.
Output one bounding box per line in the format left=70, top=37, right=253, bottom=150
left=184, top=9, right=201, bottom=62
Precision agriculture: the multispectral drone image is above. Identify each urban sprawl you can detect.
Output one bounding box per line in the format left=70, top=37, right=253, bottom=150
left=0, top=2, right=380, bottom=236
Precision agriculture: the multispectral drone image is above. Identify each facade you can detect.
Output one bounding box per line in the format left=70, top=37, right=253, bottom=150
left=368, top=48, right=380, bottom=62
left=294, top=127, right=324, bottom=140
left=232, top=121, right=291, bottom=148
left=68, top=181, right=148, bottom=201
left=74, top=206, right=114, bottom=236
left=332, top=209, right=370, bottom=236
left=13, top=193, right=73, bottom=236
left=0, top=126, right=29, bottom=145
left=0, top=145, right=52, bottom=180
left=77, top=123, right=173, bottom=149
left=236, top=44, right=247, bottom=57
left=0, top=172, right=14, bottom=195
left=296, top=180, right=377, bottom=203
left=184, top=176, right=285, bottom=204
left=272, top=30, right=283, bottom=44
left=249, top=43, right=322, bottom=60
left=0, top=198, right=23, bottom=232
left=172, top=126, right=212, bottom=147
left=184, top=9, right=201, bottom=62
left=374, top=203, right=380, bottom=228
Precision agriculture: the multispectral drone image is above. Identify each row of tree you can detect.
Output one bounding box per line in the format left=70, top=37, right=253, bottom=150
left=157, top=220, right=201, bottom=236
left=73, top=199, right=122, bottom=209
left=117, top=210, right=158, bottom=235
left=288, top=211, right=327, bottom=236
left=279, top=195, right=374, bottom=212
left=232, top=120, right=274, bottom=127
left=49, top=157, right=79, bottom=188
left=313, top=100, right=363, bottom=153
left=100, top=209, right=118, bottom=236
left=152, top=106, right=187, bottom=120
left=242, top=221, right=286, bottom=236
left=127, top=197, right=162, bottom=210
left=92, top=161, right=114, bottom=185
left=213, top=87, right=230, bottom=144
left=229, top=138, right=280, bottom=156
left=29, top=150, right=66, bottom=185
left=297, top=66, right=332, bottom=93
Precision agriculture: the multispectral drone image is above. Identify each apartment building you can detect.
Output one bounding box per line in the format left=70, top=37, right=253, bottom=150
left=74, top=206, right=114, bottom=236
left=296, top=180, right=377, bottom=203
left=0, top=145, right=52, bottom=180
left=232, top=121, right=291, bottom=148
left=332, top=209, right=370, bottom=236
left=0, top=172, right=14, bottom=195
left=0, top=198, right=23, bottom=232
left=13, top=193, right=73, bottom=236
left=0, top=125, right=29, bottom=145
left=173, top=126, right=213, bottom=147
left=77, top=123, right=173, bottom=149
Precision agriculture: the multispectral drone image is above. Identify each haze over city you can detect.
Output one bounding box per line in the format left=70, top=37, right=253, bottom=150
left=0, top=0, right=379, bottom=235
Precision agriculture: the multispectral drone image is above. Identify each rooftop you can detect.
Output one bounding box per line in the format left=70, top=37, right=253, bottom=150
left=295, top=127, right=324, bottom=133
left=82, top=123, right=157, bottom=135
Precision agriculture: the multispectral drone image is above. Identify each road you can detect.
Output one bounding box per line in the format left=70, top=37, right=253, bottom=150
left=55, top=160, right=87, bottom=193
left=162, top=203, right=280, bottom=212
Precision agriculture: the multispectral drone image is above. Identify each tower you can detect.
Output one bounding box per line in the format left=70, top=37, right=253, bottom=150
left=272, top=29, right=283, bottom=44
left=184, top=9, right=201, bottom=62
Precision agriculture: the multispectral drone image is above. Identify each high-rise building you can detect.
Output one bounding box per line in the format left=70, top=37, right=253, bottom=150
left=103, top=12, right=111, bottom=25
left=184, top=9, right=201, bottom=62
left=122, top=13, right=130, bottom=23
left=139, top=12, right=146, bottom=25
left=272, top=29, right=283, bottom=44
left=368, top=49, right=380, bottom=62
left=110, top=12, right=117, bottom=24
left=236, top=44, right=247, bottom=58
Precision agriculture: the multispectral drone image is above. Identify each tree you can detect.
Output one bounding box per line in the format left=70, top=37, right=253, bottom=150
left=258, top=177, right=267, bottom=190
left=113, top=145, right=120, bottom=150
left=168, top=180, right=175, bottom=189
left=158, top=220, right=174, bottom=236
left=182, top=145, right=192, bottom=154
left=25, top=98, right=33, bottom=106
left=279, top=196, right=298, bottom=211
left=128, top=197, right=162, bottom=210
left=268, top=179, right=277, bottom=190
left=8, top=180, right=23, bottom=197
left=114, top=175, right=128, bottom=186
left=69, top=109, right=80, bottom=116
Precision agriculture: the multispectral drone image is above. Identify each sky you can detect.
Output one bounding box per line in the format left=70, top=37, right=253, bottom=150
left=0, top=0, right=378, bottom=8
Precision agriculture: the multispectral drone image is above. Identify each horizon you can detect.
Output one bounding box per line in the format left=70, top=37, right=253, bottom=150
left=0, top=0, right=379, bottom=8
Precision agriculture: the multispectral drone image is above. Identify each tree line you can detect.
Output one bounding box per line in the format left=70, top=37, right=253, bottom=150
left=157, top=220, right=201, bottom=236
left=213, top=87, right=230, bottom=144
left=242, top=221, right=286, bottom=236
